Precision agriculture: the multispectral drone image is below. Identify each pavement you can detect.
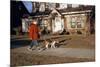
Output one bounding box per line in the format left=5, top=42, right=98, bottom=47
left=11, top=35, right=95, bottom=60
left=11, top=46, right=95, bottom=59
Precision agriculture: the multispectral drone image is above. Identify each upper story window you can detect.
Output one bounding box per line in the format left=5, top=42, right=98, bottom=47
left=67, top=4, right=72, bottom=8
left=72, top=4, right=79, bottom=8
left=56, top=3, right=60, bottom=8
left=32, top=2, right=36, bottom=12
left=47, top=3, right=56, bottom=10
left=59, top=3, right=68, bottom=9
left=39, top=3, right=45, bottom=12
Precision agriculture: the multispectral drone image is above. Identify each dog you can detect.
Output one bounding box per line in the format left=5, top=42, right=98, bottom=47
left=44, top=40, right=50, bottom=49
left=44, top=39, right=59, bottom=49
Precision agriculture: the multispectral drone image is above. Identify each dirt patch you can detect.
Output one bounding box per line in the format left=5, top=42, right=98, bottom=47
left=59, top=35, right=95, bottom=49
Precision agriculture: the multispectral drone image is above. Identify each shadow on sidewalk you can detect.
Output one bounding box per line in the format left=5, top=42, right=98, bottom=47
left=11, top=39, right=44, bottom=49
left=11, top=40, right=31, bottom=49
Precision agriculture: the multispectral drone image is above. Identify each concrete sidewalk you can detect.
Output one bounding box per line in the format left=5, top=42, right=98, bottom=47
left=11, top=46, right=95, bottom=59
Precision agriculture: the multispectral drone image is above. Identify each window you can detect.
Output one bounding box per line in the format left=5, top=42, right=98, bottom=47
left=77, top=22, right=82, bottom=28
left=71, top=22, right=76, bottom=28
left=59, top=3, right=68, bottom=9
left=72, top=4, right=79, bottom=8
left=76, top=16, right=83, bottom=28
left=32, top=2, right=36, bottom=12
left=39, top=3, right=45, bottom=12
left=70, top=17, right=76, bottom=28
left=67, top=4, right=72, bottom=8
left=56, top=3, right=60, bottom=8
left=70, top=16, right=83, bottom=28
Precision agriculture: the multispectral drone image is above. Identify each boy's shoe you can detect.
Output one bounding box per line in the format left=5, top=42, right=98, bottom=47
left=31, top=46, right=37, bottom=50
left=27, top=47, right=32, bottom=51
left=32, top=46, right=40, bottom=50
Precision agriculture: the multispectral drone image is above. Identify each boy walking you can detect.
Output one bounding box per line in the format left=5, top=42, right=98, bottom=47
left=28, top=20, right=40, bottom=51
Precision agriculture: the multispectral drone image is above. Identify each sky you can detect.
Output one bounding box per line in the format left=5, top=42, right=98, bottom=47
left=22, top=1, right=32, bottom=13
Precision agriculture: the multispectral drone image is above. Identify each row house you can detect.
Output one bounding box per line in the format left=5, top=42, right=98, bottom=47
left=22, top=2, right=95, bottom=35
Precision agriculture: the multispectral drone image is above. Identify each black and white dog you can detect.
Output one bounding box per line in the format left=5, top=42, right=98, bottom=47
left=44, top=40, right=59, bottom=49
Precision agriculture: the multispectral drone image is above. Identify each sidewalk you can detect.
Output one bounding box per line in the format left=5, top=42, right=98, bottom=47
left=11, top=46, right=95, bottom=59
left=11, top=34, right=85, bottom=41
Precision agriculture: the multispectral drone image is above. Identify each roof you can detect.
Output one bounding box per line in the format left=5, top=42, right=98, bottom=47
left=30, top=10, right=51, bottom=17
left=30, top=6, right=95, bottom=17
